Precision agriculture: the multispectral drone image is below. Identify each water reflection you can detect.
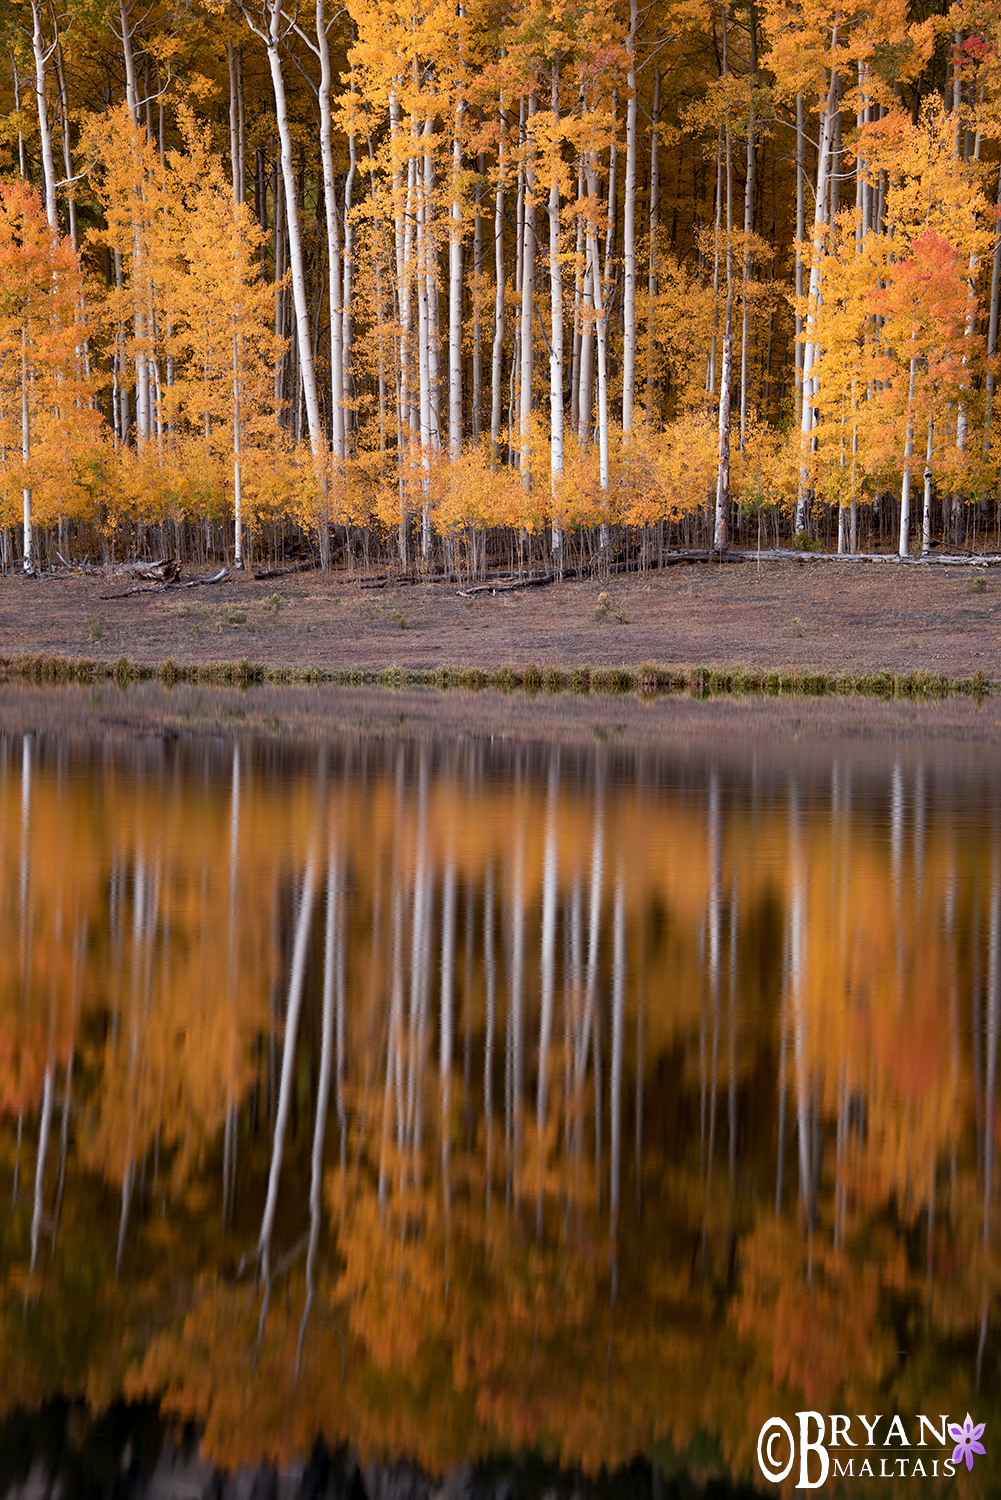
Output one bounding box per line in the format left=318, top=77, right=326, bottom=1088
left=2, top=730, right=1001, bottom=1487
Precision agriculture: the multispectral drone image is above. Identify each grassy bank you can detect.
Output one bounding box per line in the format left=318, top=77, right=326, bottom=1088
left=0, top=652, right=990, bottom=705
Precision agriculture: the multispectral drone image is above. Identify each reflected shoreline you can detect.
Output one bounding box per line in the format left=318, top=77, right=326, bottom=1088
left=2, top=681, right=1001, bottom=756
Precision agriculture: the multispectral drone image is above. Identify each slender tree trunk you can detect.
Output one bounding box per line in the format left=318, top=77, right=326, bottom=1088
left=27, top=0, right=60, bottom=575
left=739, top=4, right=756, bottom=450
left=118, top=0, right=140, bottom=125
left=572, top=157, right=584, bottom=435
left=21, top=328, right=32, bottom=574
left=449, top=100, right=464, bottom=455
left=899, top=349, right=917, bottom=557
left=795, top=59, right=839, bottom=535
left=622, top=0, right=638, bottom=434
left=794, top=91, right=805, bottom=425
left=13, top=64, right=26, bottom=180
left=54, top=39, right=76, bottom=250
left=316, top=0, right=342, bottom=572
left=30, top=1068, right=53, bottom=1275
left=707, top=122, right=722, bottom=398
left=585, top=149, right=610, bottom=508
left=472, top=133, right=484, bottom=443
left=424, top=118, right=442, bottom=455
left=390, top=93, right=410, bottom=564
left=343, top=118, right=357, bottom=452
left=490, top=103, right=507, bottom=461
left=257, top=858, right=316, bottom=1325
left=646, top=70, right=660, bottom=420
left=255, top=0, right=327, bottom=536
left=519, top=93, right=537, bottom=486
left=714, top=0, right=733, bottom=551
left=548, top=66, right=564, bottom=572
left=296, top=852, right=336, bottom=1375
left=228, top=14, right=241, bottom=201
left=922, top=415, right=934, bottom=557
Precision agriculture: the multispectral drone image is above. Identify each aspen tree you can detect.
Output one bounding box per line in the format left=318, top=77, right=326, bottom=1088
left=713, top=0, right=733, bottom=553
left=738, top=3, right=757, bottom=450
left=24, top=0, right=59, bottom=572
left=646, top=68, right=660, bottom=420
left=795, top=53, right=839, bottom=537
left=519, top=92, right=537, bottom=488
left=490, top=99, right=507, bottom=462
left=621, top=0, right=637, bottom=435
left=240, top=0, right=328, bottom=560
left=548, top=64, right=565, bottom=572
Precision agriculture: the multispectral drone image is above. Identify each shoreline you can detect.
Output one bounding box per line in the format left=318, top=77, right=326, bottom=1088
left=0, top=647, right=991, bottom=704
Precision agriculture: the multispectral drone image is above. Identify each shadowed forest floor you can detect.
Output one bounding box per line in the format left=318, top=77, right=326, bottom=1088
left=0, top=556, right=998, bottom=680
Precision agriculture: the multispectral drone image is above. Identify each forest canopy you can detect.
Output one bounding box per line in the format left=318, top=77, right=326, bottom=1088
left=2, top=0, right=1001, bottom=573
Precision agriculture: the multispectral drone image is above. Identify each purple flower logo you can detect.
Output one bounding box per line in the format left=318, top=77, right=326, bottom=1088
left=949, top=1414, right=986, bottom=1472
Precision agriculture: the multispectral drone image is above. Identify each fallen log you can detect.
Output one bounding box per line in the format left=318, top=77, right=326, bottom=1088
left=252, top=559, right=315, bottom=580
left=458, top=571, right=557, bottom=597
left=731, top=547, right=1001, bottom=566
left=98, top=584, right=168, bottom=601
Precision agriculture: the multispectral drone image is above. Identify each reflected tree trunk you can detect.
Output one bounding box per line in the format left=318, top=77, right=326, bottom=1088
left=296, top=850, right=337, bottom=1376
left=257, top=855, right=316, bottom=1337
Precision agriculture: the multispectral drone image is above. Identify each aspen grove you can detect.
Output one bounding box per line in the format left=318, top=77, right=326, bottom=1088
left=3, top=0, right=1001, bottom=575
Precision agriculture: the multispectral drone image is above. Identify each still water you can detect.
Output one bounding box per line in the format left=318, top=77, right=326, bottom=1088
left=1, top=724, right=1000, bottom=1495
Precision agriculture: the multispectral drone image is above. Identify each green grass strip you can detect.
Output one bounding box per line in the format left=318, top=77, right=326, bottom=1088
left=0, top=655, right=990, bottom=706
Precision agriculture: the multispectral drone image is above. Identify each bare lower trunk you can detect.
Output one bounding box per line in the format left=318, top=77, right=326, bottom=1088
left=898, top=352, right=917, bottom=557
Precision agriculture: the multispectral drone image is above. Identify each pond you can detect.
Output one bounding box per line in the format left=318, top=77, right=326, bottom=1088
left=1, top=710, right=999, bottom=1497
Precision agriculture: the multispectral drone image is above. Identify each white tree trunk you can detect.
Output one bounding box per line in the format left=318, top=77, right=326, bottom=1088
left=519, top=94, right=537, bottom=485
left=424, top=118, right=442, bottom=454
left=548, top=68, right=564, bottom=570
left=899, top=351, right=917, bottom=557
left=984, top=163, right=1001, bottom=451
left=343, top=122, right=357, bottom=454
left=416, top=118, right=433, bottom=556
left=449, top=103, right=464, bottom=455
left=585, top=152, right=610, bottom=506
left=922, top=415, right=933, bottom=557
left=490, top=103, right=507, bottom=459
left=795, top=59, right=839, bottom=534
left=739, top=5, right=757, bottom=450
left=260, top=1, right=326, bottom=483
left=317, top=0, right=343, bottom=490
left=621, top=0, right=637, bottom=434
left=258, top=858, right=316, bottom=1293
left=646, top=70, right=660, bottom=417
